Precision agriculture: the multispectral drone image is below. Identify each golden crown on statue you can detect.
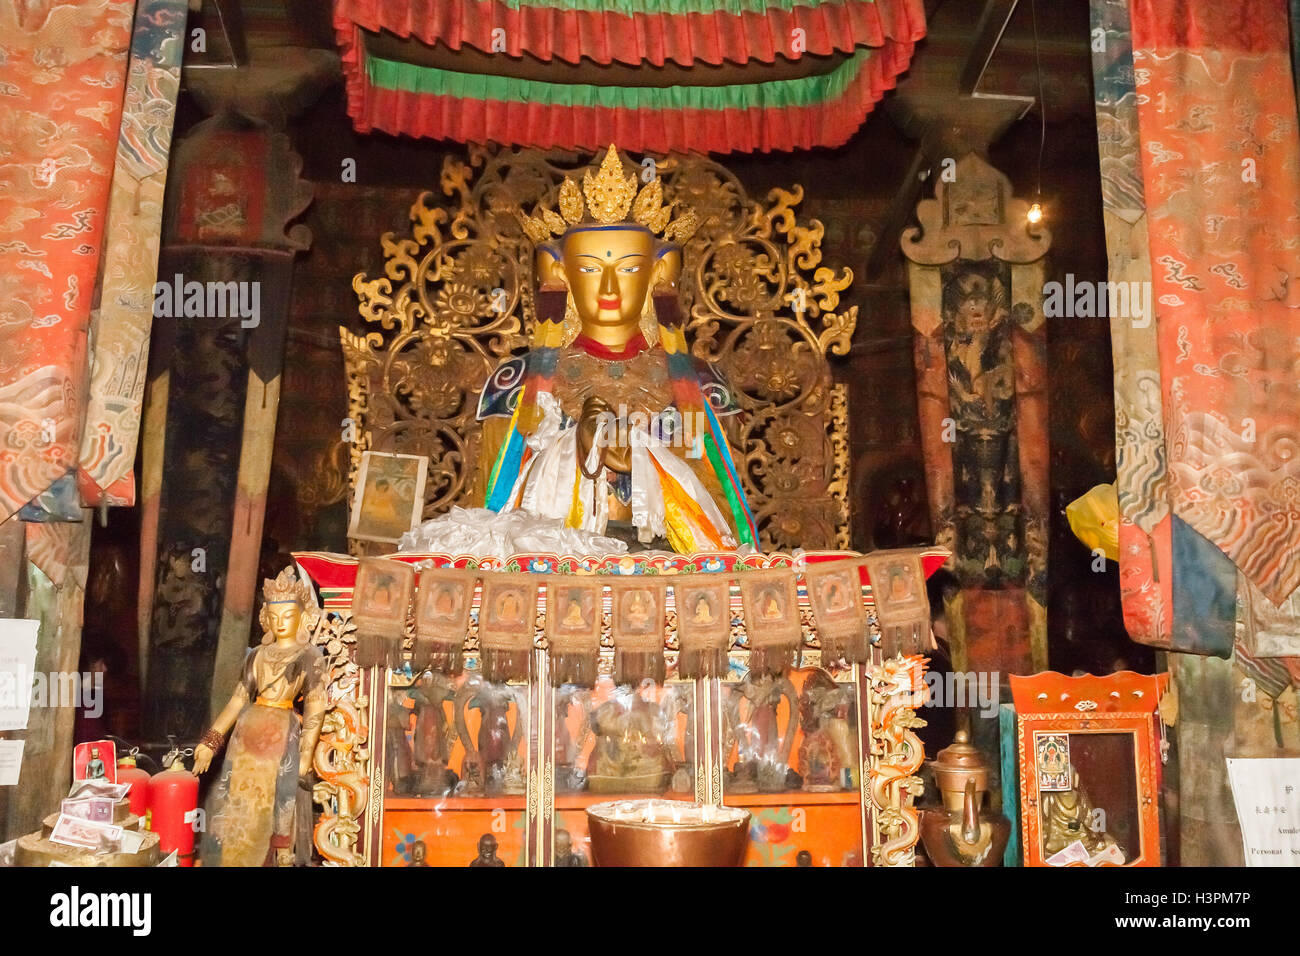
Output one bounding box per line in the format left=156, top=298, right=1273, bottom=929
left=516, top=145, right=700, bottom=245
left=262, top=566, right=313, bottom=606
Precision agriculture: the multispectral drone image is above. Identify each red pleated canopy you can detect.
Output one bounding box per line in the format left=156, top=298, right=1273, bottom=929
left=333, top=0, right=926, bottom=153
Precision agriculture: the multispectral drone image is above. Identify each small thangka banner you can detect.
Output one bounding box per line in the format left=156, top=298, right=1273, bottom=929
left=863, top=547, right=931, bottom=656
left=608, top=577, right=666, bottom=686
left=738, top=569, right=802, bottom=676
left=804, top=559, right=869, bottom=664
left=351, top=557, right=415, bottom=668
left=545, top=577, right=603, bottom=687
left=673, top=577, right=733, bottom=678
left=414, top=569, right=476, bottom=675
left=477, top=577, right=537, bottom=683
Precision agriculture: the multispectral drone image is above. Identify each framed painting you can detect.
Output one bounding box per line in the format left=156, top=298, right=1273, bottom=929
left=72, top=740, right=117, bottom=785
left=348, top=451, right=428, bottom=544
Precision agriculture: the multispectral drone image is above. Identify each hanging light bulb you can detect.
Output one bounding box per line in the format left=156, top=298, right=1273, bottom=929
left=1027, top=202, right=1044, bottom=225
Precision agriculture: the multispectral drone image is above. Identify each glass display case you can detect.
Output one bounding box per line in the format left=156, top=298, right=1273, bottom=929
left=719, top=664, right=866, bottom=867
left=1010, top=671, right=1169, bottom=867
left=382, top=671, right=532, bottom=866
left=297, top=548, right=942, bottom=867
left=548, top=676, right=697, bottom=866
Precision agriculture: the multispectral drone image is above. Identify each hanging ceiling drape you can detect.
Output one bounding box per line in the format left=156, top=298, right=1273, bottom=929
left=333, top=0, right=926, bottom=152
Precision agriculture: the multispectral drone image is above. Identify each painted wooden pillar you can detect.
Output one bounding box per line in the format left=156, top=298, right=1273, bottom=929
left=138, top=113, right=311, bottom=740
left=3, top=521, right=92, bottom=840
left=900, top=154, right=1052, bottom=679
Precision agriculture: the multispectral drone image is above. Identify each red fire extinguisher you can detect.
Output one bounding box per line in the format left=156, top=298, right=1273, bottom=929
left=116, top=750, right=152, bottom=818
left=150, top=746, right=199, bottom=866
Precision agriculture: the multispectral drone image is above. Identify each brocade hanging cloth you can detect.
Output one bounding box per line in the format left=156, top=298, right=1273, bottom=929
left=608, top=577, right=667, bottom=686
left=413, top=568, right=477, bottom=674
left=1130, top=0, right=1300, bottom=607
left=478, top=577, right=537, bottom=683
left=673, top=576, right=733, bottom=678
left=1089, top=0, right=1172, bottom=648
left=77, top=0, right=189, bottom=507
left=0, top=0, right=134, bottom=520
left=544, top=577, right=602, bottom=687
left=803, top=559, right=868, bottom=664
left=737, top=568, right=802, bottom=675
left=1091, top=0, right=1258, bottom=658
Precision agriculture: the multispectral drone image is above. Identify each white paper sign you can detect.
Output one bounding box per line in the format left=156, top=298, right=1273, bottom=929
left=0, top=619, right=39, bottom=731
left=0, top=739, right=25, bottom=785
left=1226, top=757, right=1300, bottom=867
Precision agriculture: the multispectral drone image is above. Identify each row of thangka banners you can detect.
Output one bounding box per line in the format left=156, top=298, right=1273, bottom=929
left=340, top=549, right=936, bottom=687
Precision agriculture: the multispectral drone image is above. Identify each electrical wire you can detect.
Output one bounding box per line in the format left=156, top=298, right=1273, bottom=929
left=1030, top=0, right=1046, bottom=199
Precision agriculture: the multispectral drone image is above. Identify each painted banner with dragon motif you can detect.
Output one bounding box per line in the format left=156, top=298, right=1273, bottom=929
left=1089, top=0, right=1171, bottom=649
left=1131, top=0, right=1300, bottom=611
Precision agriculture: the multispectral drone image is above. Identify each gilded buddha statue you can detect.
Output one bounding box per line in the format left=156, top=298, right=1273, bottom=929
left=477, top=146, right=758, bottom=554
left=1041, top=769, right=1121, bottom=860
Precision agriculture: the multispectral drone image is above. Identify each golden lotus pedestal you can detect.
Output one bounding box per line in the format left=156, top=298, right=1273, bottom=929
left=586, top=799, right=750, bottom=867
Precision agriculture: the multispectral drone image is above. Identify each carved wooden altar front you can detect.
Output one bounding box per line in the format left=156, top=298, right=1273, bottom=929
left=340, top=146, right=856, bottom=553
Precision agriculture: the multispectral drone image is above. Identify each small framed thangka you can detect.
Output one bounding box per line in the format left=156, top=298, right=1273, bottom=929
left=1010, top=671, right=1169, bottom=867
left=73, top=740, right=117, bottom=785
left=348, top=451, right=428, bottom=544
left=351, top=557, right=415, bottom=668
left=674, top=577, right=733, bottom=678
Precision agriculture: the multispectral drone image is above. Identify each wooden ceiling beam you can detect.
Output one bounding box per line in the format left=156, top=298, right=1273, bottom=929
left=959, top=0, right=1021, bottom=94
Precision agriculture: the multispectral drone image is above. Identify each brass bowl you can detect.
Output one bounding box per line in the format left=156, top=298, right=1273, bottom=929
left=586, top=799, right=750, bottom=867
left=586, top=771, right=671, bottom=794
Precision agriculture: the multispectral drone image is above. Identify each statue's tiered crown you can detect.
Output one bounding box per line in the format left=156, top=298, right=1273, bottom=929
left=263, top=566, right=312, bottom=606
left=518, top=145, right=699, bottom=246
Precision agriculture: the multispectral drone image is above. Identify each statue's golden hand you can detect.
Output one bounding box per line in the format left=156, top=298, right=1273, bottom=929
left=577, top=396, right=631, bottom=475
left=192, top=744, right=214, bottom=775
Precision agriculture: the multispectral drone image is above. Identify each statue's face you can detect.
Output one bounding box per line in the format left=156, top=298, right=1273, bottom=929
left=558, top=225, right=657, bottom=337
left=267, top=600, right=302, bottom=641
